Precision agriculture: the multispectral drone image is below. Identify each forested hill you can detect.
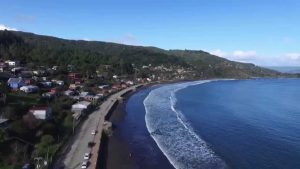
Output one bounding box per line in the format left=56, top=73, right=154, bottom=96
left=0, top=30, right=281, bottom=78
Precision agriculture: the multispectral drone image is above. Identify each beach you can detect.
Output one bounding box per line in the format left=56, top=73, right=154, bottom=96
left=99, top=84, right=174, bottom=169
left=100, top=96, right=138, bottom=169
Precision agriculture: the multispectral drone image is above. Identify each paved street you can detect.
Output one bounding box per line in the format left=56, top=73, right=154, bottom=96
left=54, top=85, right=141, bottom=169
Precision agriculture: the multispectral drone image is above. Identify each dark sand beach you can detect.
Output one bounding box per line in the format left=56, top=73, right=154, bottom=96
left=98, top=84, right=174, bottom=169
left=98, top=89, right=141, bottom=169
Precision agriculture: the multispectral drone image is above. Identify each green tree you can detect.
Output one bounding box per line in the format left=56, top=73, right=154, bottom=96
left=35, top=135, right=55, bottom=156
left=0, top=129, right=7, bottom=143
left=3, top=106, right=19, bottom=120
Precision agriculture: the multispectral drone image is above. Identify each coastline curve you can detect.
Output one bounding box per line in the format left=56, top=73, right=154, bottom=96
left=143, top=80, right=229, bottom=169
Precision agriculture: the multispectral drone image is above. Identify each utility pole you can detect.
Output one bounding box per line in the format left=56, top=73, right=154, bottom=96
left=72, top=116, right=75, bottom=134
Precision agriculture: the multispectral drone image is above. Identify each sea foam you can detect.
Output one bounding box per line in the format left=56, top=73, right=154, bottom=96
left=144, top=80, right=229, bottom=169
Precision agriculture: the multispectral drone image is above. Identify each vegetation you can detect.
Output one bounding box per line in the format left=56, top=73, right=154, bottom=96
left=0, top=30, right=281, bottom=78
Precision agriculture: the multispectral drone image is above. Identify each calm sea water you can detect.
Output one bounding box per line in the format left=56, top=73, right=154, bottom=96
left=123, top=79, right=300, bottom=169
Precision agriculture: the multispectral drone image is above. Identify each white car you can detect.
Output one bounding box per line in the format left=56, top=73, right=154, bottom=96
left=81, top=161, right=88, bottom=169
left=91, top=130, right=97, bottom=135
left=84, top=153, right=90, bottom=160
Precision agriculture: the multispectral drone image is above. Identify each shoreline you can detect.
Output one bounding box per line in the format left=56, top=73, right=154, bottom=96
left=98, top=84, right=154, bottom=169
left=98, top=79, right=227, bottom=169
left=98, top=80, right=211, bottom=169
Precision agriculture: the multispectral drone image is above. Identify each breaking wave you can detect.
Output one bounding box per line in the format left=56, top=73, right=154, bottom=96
left=144, top=80, right=229, bottom=169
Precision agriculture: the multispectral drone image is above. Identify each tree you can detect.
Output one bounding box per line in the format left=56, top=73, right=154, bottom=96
left=0, top=129, right=7, bottom=143
left=0, top=83, right=10, bottom=94
left=35, top=135, right=55, bottom=156
left=3, top=106, right=19, bottom=120
left=23, top=113, right=40, bottom=130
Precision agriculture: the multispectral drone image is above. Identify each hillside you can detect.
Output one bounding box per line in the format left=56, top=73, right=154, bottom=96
left=0, top=30, right=281, bottom=79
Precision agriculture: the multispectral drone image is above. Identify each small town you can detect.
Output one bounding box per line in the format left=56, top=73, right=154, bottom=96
left=0, top=59, right=196, bottom=169
left=2, top=1, right=300, bottom=169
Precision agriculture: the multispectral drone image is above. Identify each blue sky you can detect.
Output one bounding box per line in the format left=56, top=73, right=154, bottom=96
left=1, top=0, right=300, bottom=66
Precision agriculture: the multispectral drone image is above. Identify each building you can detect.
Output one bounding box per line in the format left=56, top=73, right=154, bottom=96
left=64, top=90, right=75, bottom=96
left=0, top=118, right=9, bottom=129
left=98, top=84, right=110, bottom=90
left=0, top=62, right=8, bottom=72
left=20, top=85, right=39, bottom=93
left=71, top=101, right=92, bottom=118
left=68, top=73, right=82, bottom=80
left=29, top=106, right=52, bottom=120
left=42, top=92, right=55, bottom=99
left=72, top=101, right=91, bottom=110
left=5, top=60, right=20, bottom=67
left=7, top=77, right=26, bottom=90
left=84, top=95, right=101, bottom=103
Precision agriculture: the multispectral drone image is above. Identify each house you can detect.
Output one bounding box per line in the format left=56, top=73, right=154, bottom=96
left=29, top=106, right=52, bottom=120
left=126, top=80, right=134, bottom=86
left=33, top=70, right=47, bottom=76
left=68, top=73, right=82, bottom=80
left=72, top=101, right=91, bottom=109
left=64, top=90, right=75, bottom=96
left=5, top=60, right=20, bottom=67
left=0, top=62, right=8, bottom=72
left=42, top=92, right=55, bottom=99
left=79, top=92, right=89, bottom=98
left=55, top=80, right=64, bottom=86
left=24, top=78, right=35, bottom=85
left=69, top=84, right=76, bottom=90
left=98, top=84, right=110, bottom=90
left=84, top=95, right=101, bottom=103
left=20, top=85, right=39, bottom=93
left=121, top=83, right=128, bottom=89
left=38, top=81, right=52, bottom=88
left=50, top=87, right=62, bottom=95
left=112, top=75, right=119, bottom=79
left=71, top=101, right=92, bottom=115
left=52, top=66, right=59, bottom=70
left=0, top=118, right=9, bottom=129
left=7, top=77, right=26, bottom=90
left=112, top=84, right=122, bottom=90
left=19, top=71, right=33, bottom=78
left=11, top=67, right=24, bottom=74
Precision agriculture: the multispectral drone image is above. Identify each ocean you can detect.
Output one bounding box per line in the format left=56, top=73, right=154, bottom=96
left=122, top=79, right=300, bottom=169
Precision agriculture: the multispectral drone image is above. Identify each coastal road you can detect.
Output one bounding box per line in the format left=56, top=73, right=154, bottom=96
left=54, top=85, right=142, bottom=169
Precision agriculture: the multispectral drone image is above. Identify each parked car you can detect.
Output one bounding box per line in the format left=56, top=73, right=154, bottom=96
left=91, top=130, right=97, bottom=135
left=84, top=153, right=90, bottom=160
left=81, top=161, right=88, bottom=169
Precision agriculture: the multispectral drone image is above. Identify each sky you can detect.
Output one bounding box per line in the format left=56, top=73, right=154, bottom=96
left=0, top=0, right=300, bottom=66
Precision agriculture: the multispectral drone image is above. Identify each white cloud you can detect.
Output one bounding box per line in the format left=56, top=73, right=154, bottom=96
left=210, top=49, right=228, bottom=58
left=232, top=50, right=257, bottom=59
left=284, top=53, right=300, bottom=61
left=0, top=24, right=17, bottom=31
left=210, top=49, right=300, bottom=66
left=210, top=49, right=257, bottom=62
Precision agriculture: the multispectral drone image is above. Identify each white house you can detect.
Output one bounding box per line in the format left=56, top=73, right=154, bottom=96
left=72, top=101, right=91, bottom=110
left=20, top=85, right=39, bottom=93
left=113, top=75, right=118, bottom=79
left=56, top=80, right=64, bottom=86
left=71, top=101, right=92, bottom=118
left=29, top=107, right=52, bottom=120
left=5, top=60, right=20, bottom=67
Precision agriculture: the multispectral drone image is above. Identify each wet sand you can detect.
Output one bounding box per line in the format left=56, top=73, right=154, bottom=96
left=98, top=91, right=139, bottom=169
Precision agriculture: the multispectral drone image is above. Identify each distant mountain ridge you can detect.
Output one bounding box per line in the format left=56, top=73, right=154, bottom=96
left=267, top=66, right=300, bottom=74
left=0, top=30, right=282, bottom=79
